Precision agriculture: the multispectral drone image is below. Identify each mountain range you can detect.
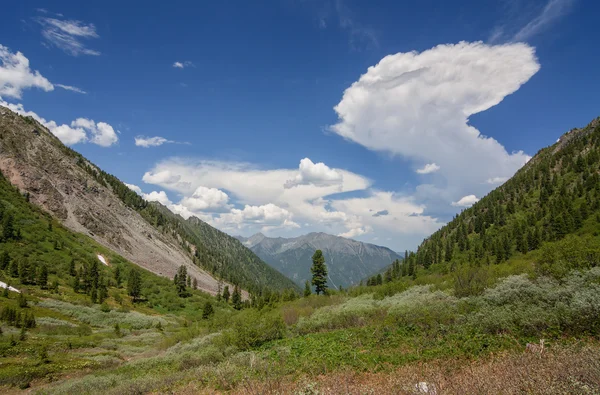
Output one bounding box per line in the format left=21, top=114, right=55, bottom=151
left=236, top=232, right=402, bottom=288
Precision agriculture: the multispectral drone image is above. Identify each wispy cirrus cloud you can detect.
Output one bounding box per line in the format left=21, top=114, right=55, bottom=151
left=55, top=84, right=87, bottom=94
left=489, top=0, right=576, bottom=43
left=513, top=0, right=575, bottom=41
left=134, top=136, right=189, bottom=148
left=302, top=0, right=378, bottom=50
left=173, top=61, right=194, bottom=69
left=36, top=16, right=100, bottom=56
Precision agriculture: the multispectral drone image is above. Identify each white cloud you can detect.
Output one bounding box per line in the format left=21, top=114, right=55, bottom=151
left=173, top=61, right=194, bottom=69
left=135, top=136, right=170, bottom=147
left=55, top=84, right=86, bottom=94
left=330, top=41, right=537, bottom=210
left=416, top=163, right=440, bottom=174
left=0, top=101, right=118, bottom=147
left=331, top=190, right=442, bottom=236
left=513, top=0, right=575, bottom=41
left=0, top=45, right=54, bottom=99
left=452, top=195, right=479, bottom=207
left=214, top=203, right=299, bottom=231
left=134, top=135, right=188, bottom=148
left=141, top=158, right=443, bottom=244
left=37, top=17, right=100, bottom=56
left=47, top=121, right=87, bottom=145
left=180, top=186, right=231, bottom=212
left=486, top=176, right=509, bottom=185
left=142, top=169, right=181, bottom=185
left=142, top=190, right=172, bottom=206
left=284, top=157, right=343, bottom=188
left=72, top=118, right=118, bottom=147
left=339, top=226, right=371, bottom=239
left=125, top=183, right=142, bottom=194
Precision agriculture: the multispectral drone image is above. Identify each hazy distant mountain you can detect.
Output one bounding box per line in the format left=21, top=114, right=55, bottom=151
left=236, top=232, right=402, bottom=288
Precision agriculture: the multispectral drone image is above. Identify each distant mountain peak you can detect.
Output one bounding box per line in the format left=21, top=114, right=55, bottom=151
left=236, top=231, right=402, bottom=288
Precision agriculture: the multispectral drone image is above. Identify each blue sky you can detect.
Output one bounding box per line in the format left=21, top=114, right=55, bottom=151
left=1, top=0, right=599, bottom=251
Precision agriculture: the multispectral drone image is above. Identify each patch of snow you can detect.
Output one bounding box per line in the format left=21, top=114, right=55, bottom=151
left=97, top=254, right=108, bottom=266
left=0, top=281, right=20, bottom=293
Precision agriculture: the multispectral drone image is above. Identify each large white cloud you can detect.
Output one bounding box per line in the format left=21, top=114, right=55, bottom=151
left=452, top=195, right=479, bottom=207
left=142, top=190, right=172, bottom=206
left=72, top=118, right=118, bottom=147
left=0, top=45, right=54, bottom=99
left=0, top=101, right=119, bottom=147
left=330, top=41, right=538, bottom=208
left=214, top=203, right=299, bottom=232
left=125, top=183, right=142, bottom=194
left=141, top=158, right=442, bottom=242
left=285, top=157, right=343, bottom=188
left=180, top=186, right=231, bottom=213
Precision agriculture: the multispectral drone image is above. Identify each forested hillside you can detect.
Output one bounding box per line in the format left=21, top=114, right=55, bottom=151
left=0, top=108, right=296, bottom=295
left=368, top=117, right=600, bottom=287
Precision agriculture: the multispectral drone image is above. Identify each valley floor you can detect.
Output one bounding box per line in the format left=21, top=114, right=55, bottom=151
left=219, top=343, right=600, bottom=394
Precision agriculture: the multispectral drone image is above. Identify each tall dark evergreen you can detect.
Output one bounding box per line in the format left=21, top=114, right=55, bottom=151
left=222, top=285, right=230, bottom=303
left=310, top=250, right=328, bottom=295
left=127, top=269, right=142, bottom=302
left=231, top=285, right=242, bottom=310
left=175, top=265, right=188, bottom=297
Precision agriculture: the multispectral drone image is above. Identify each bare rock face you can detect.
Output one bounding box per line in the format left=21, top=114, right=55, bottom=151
left=0, top=107, right=221, bottom=295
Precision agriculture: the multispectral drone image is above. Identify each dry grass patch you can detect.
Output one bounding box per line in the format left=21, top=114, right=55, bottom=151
left=227, top=343, right=600, bottom=395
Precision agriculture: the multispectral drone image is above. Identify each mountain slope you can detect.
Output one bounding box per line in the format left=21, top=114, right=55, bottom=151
left=0, top=106, right=296, bottom=294
left=392, top=116, right=600, bottom=282
left=236, top=232, right=402, bottom=287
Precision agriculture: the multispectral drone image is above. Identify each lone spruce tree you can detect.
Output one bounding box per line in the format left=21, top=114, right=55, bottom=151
left=175, top=265, right=188, bottom=297
left=310, top=250, right=328, bottom=295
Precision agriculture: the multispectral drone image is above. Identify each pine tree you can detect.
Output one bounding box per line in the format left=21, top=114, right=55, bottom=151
left=384, top=268, right=393, bottom=283
left=114, top=266, right=122, bottom=287
left=175, top=265, right=188, bottom=297
left=232, top=285, right=242, bottom=310
left=310, top=250, right=328, bottom=295
left=2, top=213, right=14, bottom=240
left=90, top=286, right=98, bottom=304
left=445, top=240, right=453, bottom=262
left=222, top=285, right=230, bottom=303
left=202, top=301, right=214, bottom=319
left=68, top=258, right=76, bottom=277
left=37, top=264, right=48, bottom=289
left=98, top=281, right=108, bottom=303
left=17, top=292, right=27, bottom=308
left=127, top=269, right=142, bottom=302
left=18, top=258, right=31, bottom=284
left=192, top=277, right=198, bottom=290
left=0, top=251, right=10, bottom=271
left=303, top=280, right=311, bottom=297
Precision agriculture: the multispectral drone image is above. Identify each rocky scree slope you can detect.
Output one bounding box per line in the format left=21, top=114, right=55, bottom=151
left=0, top=107, right=294, bottom=294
